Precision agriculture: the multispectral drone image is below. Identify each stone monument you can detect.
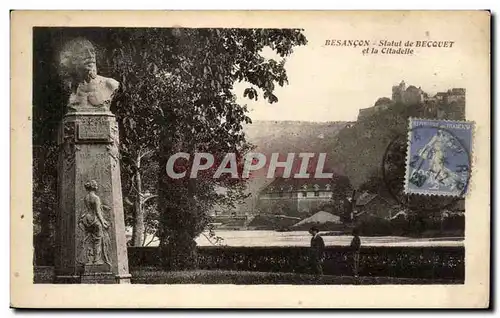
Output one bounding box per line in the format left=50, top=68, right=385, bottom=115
left=54, top=38, right=131, bottom=283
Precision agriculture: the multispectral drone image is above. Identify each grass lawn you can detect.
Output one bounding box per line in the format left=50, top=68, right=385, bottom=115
left=130, top=268, right=462, bottom=285
left=34, top=266, right=463, bottom=285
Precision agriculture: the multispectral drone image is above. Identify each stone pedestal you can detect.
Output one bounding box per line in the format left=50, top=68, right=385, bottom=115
left=54, top=111, right=131, bottom=284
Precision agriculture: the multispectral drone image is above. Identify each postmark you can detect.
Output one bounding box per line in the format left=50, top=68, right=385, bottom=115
left=405, top=118, right=473, bottom=197
left=382, top=130, right=465, bottom=213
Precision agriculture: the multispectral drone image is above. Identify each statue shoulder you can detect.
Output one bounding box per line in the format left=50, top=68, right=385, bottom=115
left=105, top=77, right=120, bottom=91
left=97, top=75, right=119, bottom=91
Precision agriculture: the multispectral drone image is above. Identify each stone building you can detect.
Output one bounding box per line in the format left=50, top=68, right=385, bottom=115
left=358, top=80, right=426, bottom=120
left=446, top=88, right=466, bottom=103
left=392, top=80, right=425, bottom=105
left=357, top=81, right=466, bottom=125
left=353, top=191, right=398, bottom=220
left=257, top=176, right=350, bottom=216
left=431, top=88, right=466, bottom=120
left=391, top=80, right=407, bottom=103
left=433, top=88, right=466, bottom=104
left=404, top=85, right=425, bottom=105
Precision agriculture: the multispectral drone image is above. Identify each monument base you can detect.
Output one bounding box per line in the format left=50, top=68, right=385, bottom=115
left=80, top=272, right=116, bottom=284
left=54, top=275, right=82, bottom=284
left=55, top=112, right=131, bottom=284
left=54, top=272, right=131, bottom=284
left=115, top=274, right=132, bottom=284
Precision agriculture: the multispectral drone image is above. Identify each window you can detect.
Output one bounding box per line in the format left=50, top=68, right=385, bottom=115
left=314, top=191, right=319, bottom=197
left=301, top=191, right=307, bottom=198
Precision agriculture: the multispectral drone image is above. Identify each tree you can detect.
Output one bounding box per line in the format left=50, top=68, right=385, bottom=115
left=33, top=145, right=58, bottom=265
left=100, top=30, right=167, bottom=247
left=98, top=28, right=308, bottom=250
left=151, top=28, right=307, bottom=269
left=32, top=29, right=69, bottom=264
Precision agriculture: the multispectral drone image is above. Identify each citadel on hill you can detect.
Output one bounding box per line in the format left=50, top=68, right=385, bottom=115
left=357, top=80, right=465, bottom=121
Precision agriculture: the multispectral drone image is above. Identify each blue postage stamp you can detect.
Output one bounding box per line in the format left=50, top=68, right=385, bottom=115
left=405, top=118, right=473, bottom=196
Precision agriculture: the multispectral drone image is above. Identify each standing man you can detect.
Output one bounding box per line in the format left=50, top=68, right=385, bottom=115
left=309, top=226, right=325, bottom=276
left=350, top=228, right=361, bottom=278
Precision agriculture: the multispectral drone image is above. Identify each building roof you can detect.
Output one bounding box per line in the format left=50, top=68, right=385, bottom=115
left=354, top=189, right=398, bottom=207
left=292, top=211, right=342, bottom=227
left=449, top=88, right=465, bottom=95
left=262, top=175, right=349, bottom=193
left=355, top=192, right=378, bottom=206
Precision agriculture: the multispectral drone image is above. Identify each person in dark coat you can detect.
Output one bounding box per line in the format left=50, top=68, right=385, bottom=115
left=309, top=226, right=325, bottom=276
left=350, top=227, right=361, bottom=277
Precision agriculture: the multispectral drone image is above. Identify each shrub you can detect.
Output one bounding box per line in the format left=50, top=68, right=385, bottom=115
left=357, top=216, right=393, bottom=236
left=128, top=245, right=464, bottom=280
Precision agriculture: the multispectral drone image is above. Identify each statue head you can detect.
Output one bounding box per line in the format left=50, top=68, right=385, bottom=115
left=84, top=180, right=98, bottom=192
left=59, top=38, right=98, bottom=84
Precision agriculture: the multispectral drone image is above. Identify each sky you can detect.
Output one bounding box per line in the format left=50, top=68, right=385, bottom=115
left=233, top=16, right=475, bottom=122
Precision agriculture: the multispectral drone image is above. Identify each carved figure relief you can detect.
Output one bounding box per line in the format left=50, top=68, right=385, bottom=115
left=59, top=38, right=120, bottom=113
left=78, top=180, right=112, bottom=266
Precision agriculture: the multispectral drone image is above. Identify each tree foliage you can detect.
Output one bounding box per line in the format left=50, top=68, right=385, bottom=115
left=32, top=29, right=69, bottom=264
left=150, top=28, right=307, bottom=269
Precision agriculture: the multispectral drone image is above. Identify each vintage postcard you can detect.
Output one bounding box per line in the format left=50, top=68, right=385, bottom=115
left=11, top=10, right=490, bottom=308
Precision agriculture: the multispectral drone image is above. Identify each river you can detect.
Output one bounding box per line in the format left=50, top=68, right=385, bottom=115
left=194, top=230, right=463, bottom=247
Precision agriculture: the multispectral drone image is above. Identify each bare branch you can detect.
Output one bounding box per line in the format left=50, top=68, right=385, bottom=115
left=141, top=194, right=158, bottom=205
left=126, top=175, right=143, bottom=197
left=120, top=152, right=138, bottom=166
left=142, top=226, right=149, bottom=246
left=200, top=232, right=221, bottom=246
left=145, top=233, right=159, bottom=246
left=130, top=181, right=141, bottom=196
left=139, top=149, right=155, bottom=161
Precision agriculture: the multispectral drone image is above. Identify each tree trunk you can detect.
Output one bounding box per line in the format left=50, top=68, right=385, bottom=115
left=141, top=194, right=158, bottom=246
left=131, top=154, right=144, bottom=247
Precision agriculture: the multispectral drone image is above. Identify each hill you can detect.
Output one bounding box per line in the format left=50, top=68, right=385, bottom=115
left=244, top=120, right=351, bottom=156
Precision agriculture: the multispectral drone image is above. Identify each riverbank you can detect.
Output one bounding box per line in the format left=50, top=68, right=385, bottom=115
left=195, top=230, right=464, bottom=247
left=321, top=230, right=465, bottom=239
